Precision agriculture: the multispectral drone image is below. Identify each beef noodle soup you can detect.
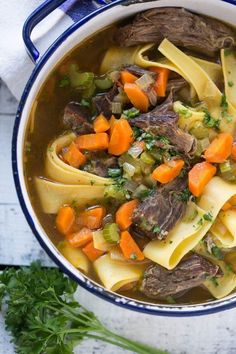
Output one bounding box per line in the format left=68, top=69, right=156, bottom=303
left=24, top=8, right=236, bottom=305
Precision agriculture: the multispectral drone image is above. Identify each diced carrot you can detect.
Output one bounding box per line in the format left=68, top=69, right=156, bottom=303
left=204, top=133, right=233, bottom=163
left=82, top=241, right=105, bottom=261
left=120, top=70, right=138, bottom=85
left=149, top=67, right=170, bottom=97
left=116, top=199, right=139, bottom=230
left=76, top=133, right=109, bottom=151
left=93, top=114, right=110, bottom=133
left=231, top=143, right=236, bottom=161
left=56, top=206, right=76, bottom=235
left=109, top=115, right=119, bottom=135
left=66, top=227, right=93, bottom=248
left=76, top=207, right=106, bottom=230
left=188, top=162, right=217, bottom=197
left=152, top=159, right=185, bottom=184
left=108, top=119, right=134, bottom=156
left=124, top=83, right=149, bottom=112
left=222, top=202, right=232, bottom=211
left=120, top=231, right=144, bottom=261
left=62, top=142, right=87, bottom=168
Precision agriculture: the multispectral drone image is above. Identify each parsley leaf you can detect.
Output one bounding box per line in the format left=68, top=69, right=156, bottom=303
left=203, top=110, right=220, bottom=131
left=212, top=246, right=224, bottom=260
left=123, top=107, right=140, bottom=119
left=203, top=212, right=213, bottom=222
left=59, top=76, right=70, bottom=88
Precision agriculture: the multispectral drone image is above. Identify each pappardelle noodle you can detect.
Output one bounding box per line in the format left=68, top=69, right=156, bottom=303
left=25, top=8, right=236, bottom=304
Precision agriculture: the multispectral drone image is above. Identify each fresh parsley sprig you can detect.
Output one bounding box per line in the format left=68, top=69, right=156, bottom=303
left=0, top=263, right=167, bottom=354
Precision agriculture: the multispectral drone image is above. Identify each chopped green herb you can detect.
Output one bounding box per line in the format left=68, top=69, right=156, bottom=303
left=203, top=110, right=220, bottom=131
left=210, top=276, right=219, bottom=287
left=169, top=240, right=173, bottom=244
left=136, top=188, right=153, bottom=201
left=108, top=168, right=122, bottom=178
left=59, top=76, right=70, bottom=88
left=175, top=188, right=192, bottom=203
left=212, top=246, right=224, bottom=260
left=203, top=212, right=213, bottom=222
left=166, top=296, right=176, bottom=304
left=153, top=225, right=161, bottom=233
left=130, top=253, right=138, bottom=260
left=140, top=132, right=157, bottom=151
left=220, top=94, right=232, bottom=122
left=228, top=81, right=234, bottom=88
left=177, top=108, right=192, bottom=118
left=123, top=107, right=140, bottom=119
left=132, top=127, right=143, bottom=139
left=90, top=180, right=95, bottom=186
left=80, top=98, right=90, bottom=107
left=158, top=136, right=170, bottom=145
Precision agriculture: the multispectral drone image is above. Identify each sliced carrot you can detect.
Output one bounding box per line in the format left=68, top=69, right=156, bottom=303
left=82, top=241, right=105, bottom=262
left=222, top=202, right=232, bottom=211
left=109, top=115, right=119, bottom=135
left=93, top=113, right=110, bottom=133
left=152, top=159, right=185, bottom=184
left=120, top=70, right=138, bottom=85
left=231, top=143, right=236, bottom=161
left=108, top=119, right=134, bottom=156
left=56, top=206, right=76, bottom=235
left=62, top=142, right=87, bottom=168
left=116, top=199, right=139, bottom=230
left=120, top=231, right=144, bottom=261
left=76, top=133, right=109, bottom=151
left=204, top=133, right=233, bottom=163
left=66, top=227, right=93, bottom=248
left=188, top=162, right=217, bottom=197
left=124, top=83, right=149, bottom=112
left=76, top=207, right=106, bottom=230
left=149, top=67, right=170, bottom=97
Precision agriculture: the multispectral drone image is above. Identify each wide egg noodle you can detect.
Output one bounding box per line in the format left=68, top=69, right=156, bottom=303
left=46, top=133, right=112, bottom=186
left=158, top=39, right=236, bottom=134
left=221, top=49, right=236, bottom=109
left=35, top=177, right=106, bottom=214
left=144, top=177, right=236, bottom=270
left=58, top=241, right=90, bottom=273
left=211, top=209, right=236, bottom=248
left=93, top=254, right=145, bottom=291
left=173, top=101, right=205, bottom=131
left=195, top=241, right=236, bottom=299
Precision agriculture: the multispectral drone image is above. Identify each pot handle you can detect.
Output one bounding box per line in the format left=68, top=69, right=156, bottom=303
left=22, top=0, right=116, bottom=63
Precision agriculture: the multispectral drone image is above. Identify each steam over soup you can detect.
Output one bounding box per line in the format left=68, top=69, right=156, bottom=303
left=25, top=8, right=236, bottom=305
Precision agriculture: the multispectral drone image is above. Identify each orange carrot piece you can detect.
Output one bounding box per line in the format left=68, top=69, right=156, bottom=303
left=152, top=159, right=185, bottom=184
left=120, top=71, right=138, bottom=84
left=149, top=67, right=170, bottom=97
left=116, top=199, right=139, bottom=230
left=82, top=241, right=105, bottom=261
left=62, top=142, right=87, bottom=168
left=120, top=231, right=144, bottom=261
left=204, top=133, right=233, bottom=163
left=124, top=83, right=149, bottom=112
left=66, top=227, right=93, bottom=248
left=109, top=115, right=119, bottom=135
left=93, top=114, right=110, bottom=133
left=108, top=119, right=134, bottom=156
left=76, top=207, right=106, bottom=230
left=222, top=202, right=232, bottom=211
left=56, top=206, right=76, bottom=235
left=231, top=143, right=236, bottom=161
left=188, top=162, right=217, bottom=197
left=76, top=133, right=109, bottom=151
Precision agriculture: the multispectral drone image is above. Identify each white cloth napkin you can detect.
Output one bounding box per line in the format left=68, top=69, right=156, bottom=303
left=0, top=0, right=99, bottom=100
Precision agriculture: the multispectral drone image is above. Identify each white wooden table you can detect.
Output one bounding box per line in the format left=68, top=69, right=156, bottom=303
left=1, top=79, right=236, bottom=354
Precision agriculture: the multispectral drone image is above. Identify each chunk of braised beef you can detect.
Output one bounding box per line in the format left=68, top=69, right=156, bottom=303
left=93, top=84, right=118, bottom=117
left=131, top=93, right=196, bottom=154
left=115, top=8, right=236, bottom=57
left=63, top=102, right=93, bottom=134
left=140, top=254, right=220, bottom=299
left=83, top=152, right=118, bottom=177
left=132, top=177, right=187, bottom=240
left=123, top=64, right=157, bottom=79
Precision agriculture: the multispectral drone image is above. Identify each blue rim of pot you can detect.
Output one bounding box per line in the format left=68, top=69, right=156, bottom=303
left=12, top=0, right=236, bottom=316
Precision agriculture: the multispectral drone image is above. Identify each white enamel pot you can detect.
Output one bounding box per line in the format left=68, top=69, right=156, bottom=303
left=12, top=0, right=236, bottom=316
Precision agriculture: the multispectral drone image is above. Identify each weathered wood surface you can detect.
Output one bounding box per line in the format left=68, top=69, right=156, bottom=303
left=1, top=79, right=236, bottom=354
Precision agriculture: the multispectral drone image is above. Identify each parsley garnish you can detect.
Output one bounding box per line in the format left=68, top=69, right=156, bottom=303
left=158, top=136, right=170, bottom=145
left=108, top=168, right=122, bottom=178
left=212, top=246, right=224, bottom=260
left=0, top=263, right=165, bottom=354
left=220, top=95, right=232, bottom=122
left=177, top=108, right=192, bottom=118
left=203, top=212, right=213, bottom=222
left=228, top=81, right=234, bottom=88
left=210, top=276, right=219, bottom=287
left=153, top=225, right=161, bottom=233
left=59, top=76, right=70, bottom=88
left=130, top=252, right=138, bottom=260
left=80, top=98, right=90, bottom=107
left=132, top=127, right=143, bottom=139
left=123, top=107, right=140, bottom=119
left=140, top=132, right=156, bottom=151
left=203, top=110, right=220, bottom=131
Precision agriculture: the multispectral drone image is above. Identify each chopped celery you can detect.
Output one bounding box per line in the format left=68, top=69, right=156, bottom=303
left=69, top=64, right=94, bottom=89
left=82, top=82, right=96, bottom=99
left=149, top=148, right=163, bottom=162
left=183, top=202, right=198, bottom=222
left=140, top=152, right=155, bottom=165
left=133, top=184, right=151, bottom=200
left=128, top=143, right=143, bottom=159
left=111, top=101, right=122, bottom=114
left=95, top=76, right=113, bottom=90
left=220, top=160, right=231, bottom=173
left=118, top=153, right=142, bottom=174
left=104, top=185, right=126, bottom=201
left=108, top=168, right=122, bottom=178
left=190, top=121, right=209, bottom=139
left=123, top=162, right=136, bottom=177
left=140, top=160, right=153, bottom=175
left=103, top=223, right=120, bottom=243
